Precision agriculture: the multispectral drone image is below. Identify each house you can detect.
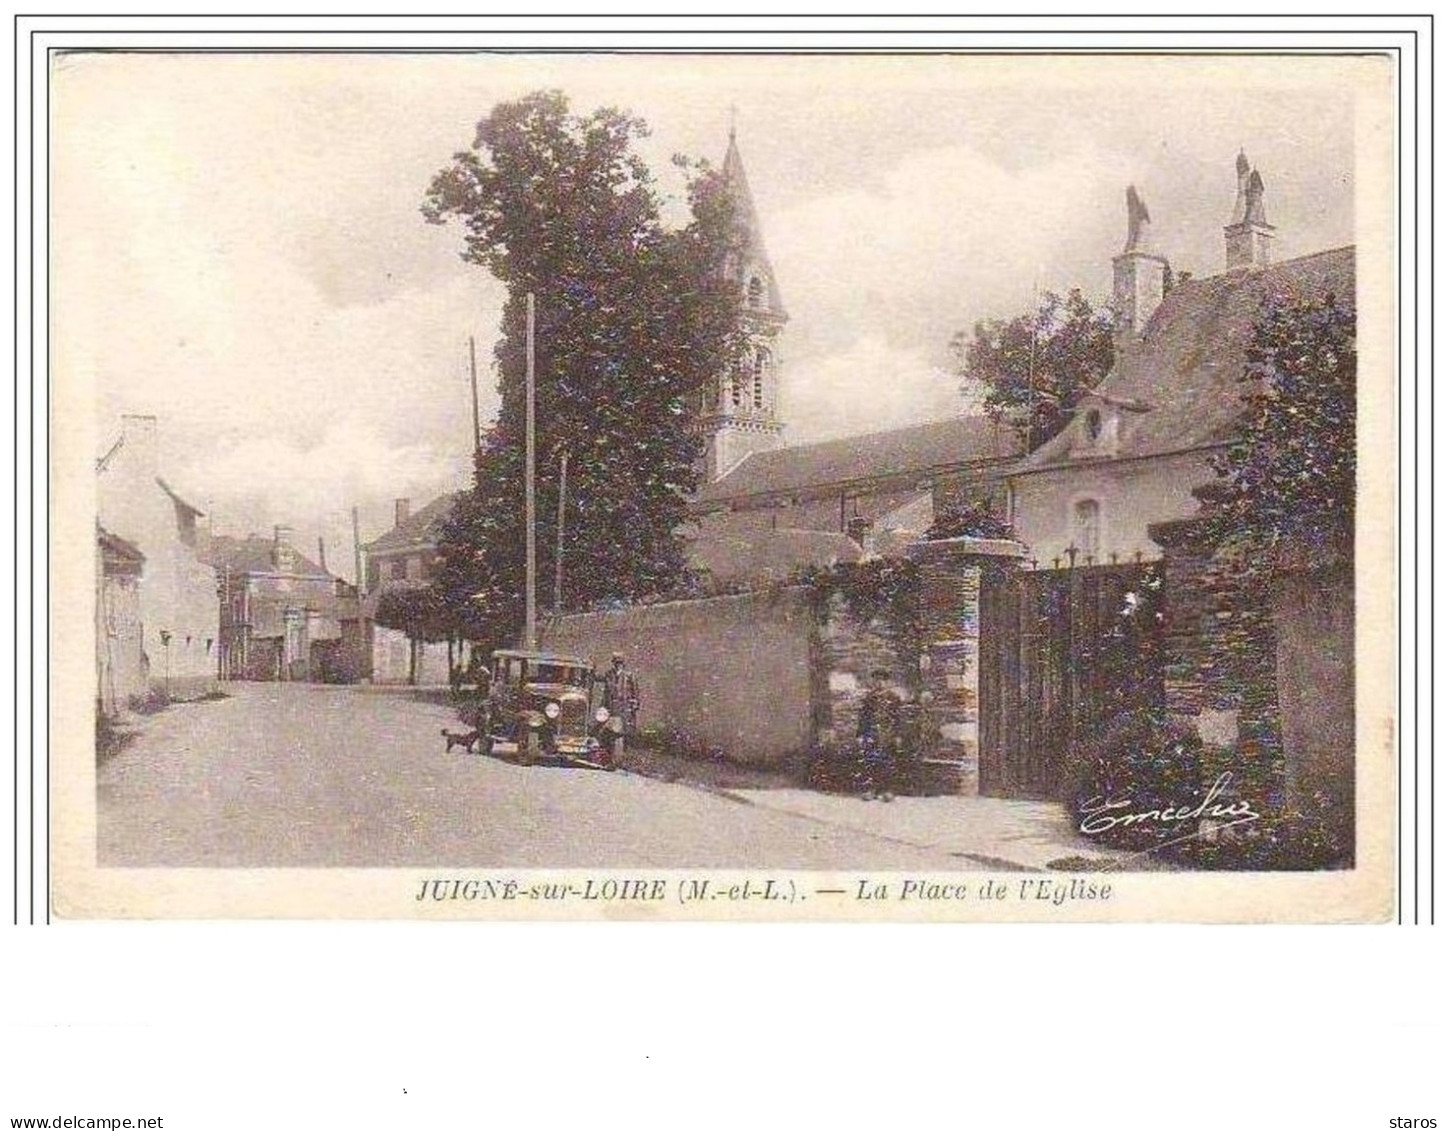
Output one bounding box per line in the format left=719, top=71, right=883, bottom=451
left=210, top=527, right=365, bottom=683
left=96, top=525, right=146, bottom=717
left=363, top=495, right=460, bottom=591
left=1004, top=153, right=1355, bottom=567
left=361, top=495, right=462, bottom=684
left=96, top=414, right=220, bottom=698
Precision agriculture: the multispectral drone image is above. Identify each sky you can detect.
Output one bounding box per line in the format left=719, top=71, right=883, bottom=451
left=54, top=52, right=1377, bottom=583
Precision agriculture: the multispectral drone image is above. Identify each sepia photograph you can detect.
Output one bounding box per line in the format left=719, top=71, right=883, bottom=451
left=50, top=49, right=1396, bottom=918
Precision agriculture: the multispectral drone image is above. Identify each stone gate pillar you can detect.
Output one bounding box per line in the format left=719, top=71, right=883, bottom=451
left=907, top=536, right=1025, bottom=795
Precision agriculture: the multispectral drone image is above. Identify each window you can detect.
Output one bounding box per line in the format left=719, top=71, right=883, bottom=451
left=747, top=276, right=764, bottom=309
left=753, top=347, right=771, bottom=410
left=1073, top=499, right=1101, bottom=560
left=390, top=559, right=407, bottom=581
left=1085, top=409, right=1102, bottom=441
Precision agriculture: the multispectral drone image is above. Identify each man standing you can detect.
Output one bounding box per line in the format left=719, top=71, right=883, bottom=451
left=602, top=652, right=640, bottom=758
left=856, top=668, right=902, bottom=801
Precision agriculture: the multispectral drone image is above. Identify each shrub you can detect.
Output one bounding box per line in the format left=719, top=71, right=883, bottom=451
left=1065, top=707, right=1205, bottom=853
left=1166, top=788, right=1353, bottom=871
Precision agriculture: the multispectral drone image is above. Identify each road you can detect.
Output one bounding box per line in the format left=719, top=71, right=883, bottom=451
left=97, top=682, right=967, bottom=869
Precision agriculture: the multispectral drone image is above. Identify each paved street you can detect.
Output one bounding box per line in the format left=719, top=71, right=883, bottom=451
left=97, top=682, right=1126, bottom=870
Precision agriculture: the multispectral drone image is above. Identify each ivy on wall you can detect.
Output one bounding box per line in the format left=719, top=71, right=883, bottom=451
left=792, top=558, right=923, bottom=656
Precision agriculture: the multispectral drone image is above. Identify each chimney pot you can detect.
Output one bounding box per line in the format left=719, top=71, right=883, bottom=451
left=273, top=524, right=295, bottom=572
left=1112, top=186, right=1168, bottom=338
left=395, top=498, right=411, bottom=527
left=1224, top=154, right=1274, bottom=270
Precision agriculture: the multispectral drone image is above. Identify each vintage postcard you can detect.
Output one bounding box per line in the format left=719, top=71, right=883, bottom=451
left=49, top=49, right=1397, bottom=920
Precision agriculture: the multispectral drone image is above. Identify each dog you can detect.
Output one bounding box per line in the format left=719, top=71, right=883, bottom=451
left=441, top=727, right=481, bottom=754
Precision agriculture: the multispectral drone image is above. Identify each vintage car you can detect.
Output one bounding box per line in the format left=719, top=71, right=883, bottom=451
left=475, top=649, right=619, bottom=769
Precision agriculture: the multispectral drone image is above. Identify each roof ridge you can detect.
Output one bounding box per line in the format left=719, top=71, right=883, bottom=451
left=1192, top=243, right=1355, bottom=285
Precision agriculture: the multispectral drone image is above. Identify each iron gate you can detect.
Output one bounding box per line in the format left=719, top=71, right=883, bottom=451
left=978, top=562, right=1164, bottom=800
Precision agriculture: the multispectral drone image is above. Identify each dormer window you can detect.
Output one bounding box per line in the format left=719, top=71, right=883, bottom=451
left=1074, top=404, right=1121, bottom=457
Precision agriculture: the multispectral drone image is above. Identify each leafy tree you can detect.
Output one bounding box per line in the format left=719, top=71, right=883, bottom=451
left=373, top=585, right=451, bottom=684
left=952, top=288, right=1114, bottom=449
left=422, top=91, right=747, bottom=645
left=1208, top=291, right=1356, bottom=564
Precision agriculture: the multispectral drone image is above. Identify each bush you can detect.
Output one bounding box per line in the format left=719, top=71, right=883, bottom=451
left=1065, top=707, right=1205, bottom=853
left=1166, top=789, right=1353, bottom=871
left=1068, top=708, right=1353, bottom=870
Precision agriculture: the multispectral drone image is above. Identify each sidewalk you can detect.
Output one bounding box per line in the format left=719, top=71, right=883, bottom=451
left=614, top=742, right=1166, bottom=871
left=713, top=787, right=1169, bottom=872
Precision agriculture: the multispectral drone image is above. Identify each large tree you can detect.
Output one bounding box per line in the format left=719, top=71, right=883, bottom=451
left=1208, top=291, right=1356, bottom=564
left=953, top=288, right=1114, bottom=450
left=422, top=91, right=746, bottom=645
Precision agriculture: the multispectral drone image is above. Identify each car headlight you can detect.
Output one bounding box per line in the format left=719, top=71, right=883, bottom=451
left=544, top=702, right=561, bottom=720
left=594, top=707, right=610, bottom=724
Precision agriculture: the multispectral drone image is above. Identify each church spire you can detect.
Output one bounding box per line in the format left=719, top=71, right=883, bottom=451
left=695, top=122, right=788, bottom=482
left=721, top=126, right=786, bottom=320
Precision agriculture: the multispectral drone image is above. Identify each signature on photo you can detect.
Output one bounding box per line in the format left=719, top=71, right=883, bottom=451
left=1078, top=772, right=1261, bottom=838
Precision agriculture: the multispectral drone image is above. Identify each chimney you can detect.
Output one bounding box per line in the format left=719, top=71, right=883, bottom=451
left=394, top=498, right=411, bottom=528
left=1111, top=185, right=1169, bottom=338
left=273, top=524, right=295, bottom=572
left=317, top=537, right=328, bottom=574
left=119, top=414, right=160, bottom=474
left=1224, top=151, right=1274, bottom=270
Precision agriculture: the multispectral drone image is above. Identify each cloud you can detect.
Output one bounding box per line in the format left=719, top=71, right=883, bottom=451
left=783, top=333, right=969, bottom=445
left=761, top=138, right=1118, bottom=442
left=56, top=52, right=1363, bottom=574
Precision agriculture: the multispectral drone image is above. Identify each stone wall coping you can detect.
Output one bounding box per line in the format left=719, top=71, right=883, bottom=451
left=906, top=536, right=1027, bottom=562
left=543, top=585, right=810, bottom=631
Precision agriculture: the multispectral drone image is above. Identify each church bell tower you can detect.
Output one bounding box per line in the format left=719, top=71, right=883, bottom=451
left=698, top=124, right=788, bottom=482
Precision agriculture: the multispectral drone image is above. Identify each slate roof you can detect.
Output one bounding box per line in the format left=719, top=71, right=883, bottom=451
left=686, top=525, right=864, bottom=586
left=97, top=524, right=145, bottom=567
left=364, top=493, right=462, bottom=554
left=208, top=534, right=330, bottom=579
left=1024, top=246, right=1356, bottom=471
left=696, top=416, right=1016, bottom=505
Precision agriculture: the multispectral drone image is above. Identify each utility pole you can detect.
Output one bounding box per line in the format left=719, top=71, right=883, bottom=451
left=1027, top=276, right=1039, bottom=452
left=351, top=506, right=364, bottom=592
left=468, top=335, right=482, bottom=462
left=524, top=291, right=538, bottom=650
left=554, top=449, right=568, bottom=615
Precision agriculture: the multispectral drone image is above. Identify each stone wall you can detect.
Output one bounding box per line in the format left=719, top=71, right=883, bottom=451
left=811, top=592, right=914, bottom=755
left=1151, top=516, right=1285, bottom=807
left=1272, top=562, right=1354, bottom=836
left=541, top=589, right=817, bottom=766
left=908, top=537, right=1026, bottom=796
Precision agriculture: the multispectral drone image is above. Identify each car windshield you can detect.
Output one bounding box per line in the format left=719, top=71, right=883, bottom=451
left=528, top=662, right=589, bottom=687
